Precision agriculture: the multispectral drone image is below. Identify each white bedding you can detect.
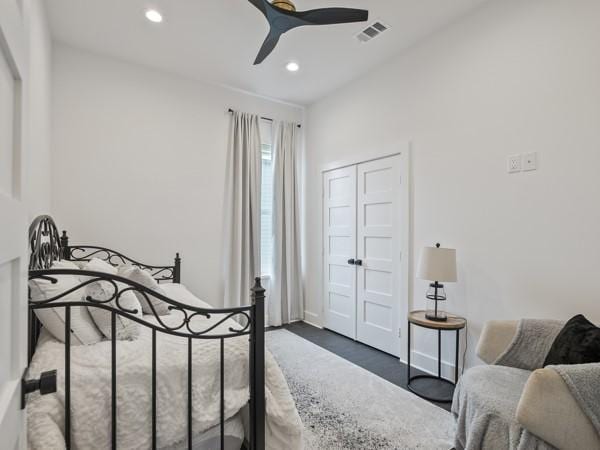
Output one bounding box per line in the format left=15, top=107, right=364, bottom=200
left=27, top=283, right=302, bottom=450
left=164, top=412, right=244, bottom=450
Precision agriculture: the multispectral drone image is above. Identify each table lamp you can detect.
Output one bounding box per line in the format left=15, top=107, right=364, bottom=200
left=416, top=243, right=457, bottom=322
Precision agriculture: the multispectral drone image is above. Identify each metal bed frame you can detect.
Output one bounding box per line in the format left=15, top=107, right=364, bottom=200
left=26, top=215, right=265, bottom=450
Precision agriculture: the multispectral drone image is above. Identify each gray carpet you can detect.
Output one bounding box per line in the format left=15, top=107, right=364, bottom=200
left=267, top=329, right=454, bottom=450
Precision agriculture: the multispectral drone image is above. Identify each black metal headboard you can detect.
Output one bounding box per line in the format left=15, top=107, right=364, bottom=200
left=28, top=215, right=181, bottom=283
left=27, top=214, right=182, bottom=362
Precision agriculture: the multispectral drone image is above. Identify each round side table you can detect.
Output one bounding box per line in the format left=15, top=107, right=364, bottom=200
left=407, top=310, right=466, bottom=403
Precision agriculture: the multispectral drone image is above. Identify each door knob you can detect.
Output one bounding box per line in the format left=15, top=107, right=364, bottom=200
left=355, top=259, right=363, bottom=266
left=22, top=369, right=57, bottom=409
left=347, top=258, right=355, bottom=265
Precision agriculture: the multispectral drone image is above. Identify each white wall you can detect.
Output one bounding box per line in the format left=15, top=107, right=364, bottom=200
left=304, top=0, right=600, bottom=372
left=23, top=0, right=52, bottom=218
left=51, top=45, right=303, bottom=305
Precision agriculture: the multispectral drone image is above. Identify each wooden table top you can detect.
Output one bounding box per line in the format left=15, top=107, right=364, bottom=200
left=408, top=310, right=466, bottom=330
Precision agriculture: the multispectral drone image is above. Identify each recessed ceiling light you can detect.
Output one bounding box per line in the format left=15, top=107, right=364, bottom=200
left=286, top=62, right=299, bottom=72
left=145, top=9, right=163, bottom=23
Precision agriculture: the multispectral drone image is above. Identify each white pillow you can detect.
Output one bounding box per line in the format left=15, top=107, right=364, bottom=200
left=83, top=259, right=142, bottom=340
left=161, top=283, right=212, bottom=309
left=51, top=259, right=81, bottom=270
left=84, top=257, right=118, bottom=275
left=30, top=272, right=103, bottom=345
left=118, top=266, right=171, bottom=316
left=72, top=260, right=88, bottom=269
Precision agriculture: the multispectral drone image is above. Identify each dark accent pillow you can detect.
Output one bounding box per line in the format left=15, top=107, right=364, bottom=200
left=543, top=314, right=600, bottom=366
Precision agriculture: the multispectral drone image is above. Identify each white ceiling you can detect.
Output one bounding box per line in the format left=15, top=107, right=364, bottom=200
left=47, top=0, right=489, bottom=105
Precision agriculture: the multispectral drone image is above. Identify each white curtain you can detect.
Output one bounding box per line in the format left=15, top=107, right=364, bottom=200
left=223, top=111, right=262, bottom=308
left=269, top=121, right=303, bottom=326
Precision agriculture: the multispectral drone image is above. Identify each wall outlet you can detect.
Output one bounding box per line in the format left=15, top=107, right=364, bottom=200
left=522, top=152, right=538, bottom=171
left=507, top=154, right=522, bottom=173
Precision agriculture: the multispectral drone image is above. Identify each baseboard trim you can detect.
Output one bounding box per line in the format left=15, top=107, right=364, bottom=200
left=302, top=310, right=322, bottom=328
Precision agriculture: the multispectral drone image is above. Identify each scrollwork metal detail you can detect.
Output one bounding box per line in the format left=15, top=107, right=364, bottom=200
left=29, top=269, right=252, bottom=339
left=68, top=246, right=175, bottom=282
left=29, top=216, right=62, bottom=270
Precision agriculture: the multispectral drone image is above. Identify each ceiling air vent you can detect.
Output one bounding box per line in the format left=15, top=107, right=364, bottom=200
left=356, top=21, right=389, bottom=43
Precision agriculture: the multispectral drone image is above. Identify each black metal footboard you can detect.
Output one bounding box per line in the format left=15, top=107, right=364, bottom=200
left=26, top=216, right=265, bottom=450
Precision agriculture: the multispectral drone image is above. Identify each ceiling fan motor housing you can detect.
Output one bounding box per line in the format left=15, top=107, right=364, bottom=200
left=271, top=0, right=296, bottom=12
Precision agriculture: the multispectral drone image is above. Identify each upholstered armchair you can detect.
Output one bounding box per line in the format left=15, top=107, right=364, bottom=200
left=452, top=320, right=600, bottom=450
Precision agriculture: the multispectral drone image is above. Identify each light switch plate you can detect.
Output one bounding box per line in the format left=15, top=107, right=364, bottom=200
left=522, top=152, right=538, bottom=171
left=507, top=154, right=522, bottom=173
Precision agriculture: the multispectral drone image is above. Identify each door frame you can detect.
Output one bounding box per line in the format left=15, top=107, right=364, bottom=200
left=320, top=142, right=412, bottom=363
left=0, top=0, right=30, bottom=448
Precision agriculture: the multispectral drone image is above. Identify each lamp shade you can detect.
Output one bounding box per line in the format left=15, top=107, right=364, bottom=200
left=417, top=245, right=457, bottom=282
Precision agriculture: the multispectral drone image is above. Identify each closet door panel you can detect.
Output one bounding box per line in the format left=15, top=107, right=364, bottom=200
left=356, top=156, right=402, bottom=356
left=323, top=166, right=357, bottom=339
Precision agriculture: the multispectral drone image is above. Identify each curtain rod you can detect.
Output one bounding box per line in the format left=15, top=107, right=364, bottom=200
left=227, top=109, right=301, bottom=128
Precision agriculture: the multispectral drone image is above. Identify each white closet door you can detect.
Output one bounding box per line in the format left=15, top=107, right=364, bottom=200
left=356, top=155, right=402, bottom=356
left=323, top=166, right=357, bottom=339
left=0, top=1, right=29, bottom=448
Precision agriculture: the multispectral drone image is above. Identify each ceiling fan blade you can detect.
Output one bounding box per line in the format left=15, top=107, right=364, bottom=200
left=295, top=8, right=368, bottom=26
left=248, top=2, right=369, bottom=64
left=254, top=29, right=282, bottom=65
left=247, top=0, right=269, bottom=17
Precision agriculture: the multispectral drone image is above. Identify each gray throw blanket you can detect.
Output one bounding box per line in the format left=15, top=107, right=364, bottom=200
left=493, top=319, right=564, bottom=370
left=453, top=319, right=600, bottom=449
left=551, top=362, right=600, bottom=435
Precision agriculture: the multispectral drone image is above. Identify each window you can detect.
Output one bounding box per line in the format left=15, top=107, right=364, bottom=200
left=260, top=120, right=274, bottom=276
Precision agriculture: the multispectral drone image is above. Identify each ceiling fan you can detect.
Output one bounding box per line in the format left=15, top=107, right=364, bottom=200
left=248, top=0, right=369, bottom=65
